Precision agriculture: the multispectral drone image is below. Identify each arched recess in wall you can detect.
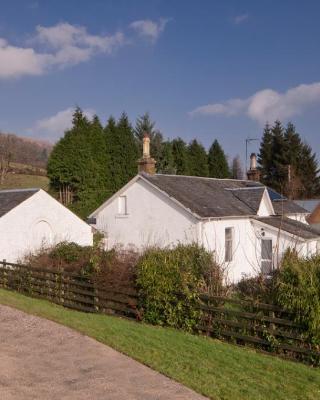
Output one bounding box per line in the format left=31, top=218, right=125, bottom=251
left=32, top=220, right=54, bottom=249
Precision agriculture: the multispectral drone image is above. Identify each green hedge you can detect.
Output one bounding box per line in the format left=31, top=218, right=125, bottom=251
left=276, top=250, right=320, bottom=344
left=136, top=244, right=222, bottom=331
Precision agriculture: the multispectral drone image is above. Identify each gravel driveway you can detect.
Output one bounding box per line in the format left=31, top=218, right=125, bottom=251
left=0, top=305, right=207, bottom=400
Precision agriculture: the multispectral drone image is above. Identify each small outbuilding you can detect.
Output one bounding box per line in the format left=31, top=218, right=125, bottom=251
left=0, top=188, right=93, bottom=262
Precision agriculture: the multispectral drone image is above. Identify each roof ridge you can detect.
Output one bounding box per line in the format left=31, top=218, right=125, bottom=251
left=142, top=172, right=257, bottom=183
left=0, top=188, right=40, bottom=193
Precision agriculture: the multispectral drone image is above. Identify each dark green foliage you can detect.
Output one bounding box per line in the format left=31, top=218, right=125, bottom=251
left=276, top=250, right=320, bottom=343
left=136, top=244, right=221, bottom=330
left=106, top=113, right=139, bottom=193
left=235, top=273, right=278, bottom=303
left=156, top=141, right=176, bottom=174
left=49, top=242, right=91, bottom=264
left=172, top=138, right=189, bottom=175
left=47, top=108, right=112, bottom=218
left=134, top=112, right=156, bottom=144
left=208, top=139, right=230, bottom=178
left=258, top=121, right=320, bottom=197
left=187, top=139, right=209, bottom=177
left=134, top=112, right=164, bottom=167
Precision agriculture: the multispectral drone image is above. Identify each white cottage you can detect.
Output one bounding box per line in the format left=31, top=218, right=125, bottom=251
left=0, top=188, right=93, bottom=262
left=89, top=136, right=320, bottom=282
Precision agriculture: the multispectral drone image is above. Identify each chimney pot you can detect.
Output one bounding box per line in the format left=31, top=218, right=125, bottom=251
left=138, top=132, right=156, bottom=175
left=247, top=153, right=260, bottom=181
left=250, top=153, right=257, bottom=170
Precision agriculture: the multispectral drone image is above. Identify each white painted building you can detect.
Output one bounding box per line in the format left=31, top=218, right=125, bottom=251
left=0, top=188, right=93, bottom=262
left=89, top=170, right=320, bottom=282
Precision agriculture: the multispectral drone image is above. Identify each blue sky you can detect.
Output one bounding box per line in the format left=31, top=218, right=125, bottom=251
left=0, top=0, right=320, bottom=169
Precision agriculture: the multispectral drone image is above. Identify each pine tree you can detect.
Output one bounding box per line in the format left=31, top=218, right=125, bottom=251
left=157, top=141, right=176, bottom=174
left=187, top=139, right=208, bottom=177
left=208, top=139, right=230, bottom=178
left=172, top=137, right=189, bottom=175
left=134, top=112, right=156, bottom=143
left=106, top=112, right=138, bottom=193
left=47, top=108, right=111, bottom=218
left=258, top=120, right=320, bottom=197
left=258, top=123, right=273, bottom=183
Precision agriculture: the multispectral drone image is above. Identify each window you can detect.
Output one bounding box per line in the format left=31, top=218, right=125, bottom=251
left=225, top=227, right=234, bottom=262
left=118, top=195, right=127, bottom=215
left=261, top=239, right=273, bottom=274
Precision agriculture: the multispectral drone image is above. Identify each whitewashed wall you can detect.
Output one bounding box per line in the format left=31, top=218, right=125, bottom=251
left=94, top=178, right=199, bottom=249
left=0, top=190, right=93, bottom=263
left=93, top=178, right=319, bottom=283
left=201, top=217, right=318, bottom=282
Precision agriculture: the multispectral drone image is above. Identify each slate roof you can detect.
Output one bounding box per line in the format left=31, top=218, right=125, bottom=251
left=141, top=173, right=308, bottom=219
left=0, top=189, right=39, bottom=218
left=272, top=199, right=308, bottom=215
left=141, top=173, right=264, bottom=218
left=254, top=216, right=320, bottom=240
left=294, top=199, right=320, bottom=213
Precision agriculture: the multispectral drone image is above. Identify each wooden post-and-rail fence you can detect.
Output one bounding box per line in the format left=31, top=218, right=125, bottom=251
left=0, top=260, right=319, bottom=364
left=0, top=260, right=139, bottom=318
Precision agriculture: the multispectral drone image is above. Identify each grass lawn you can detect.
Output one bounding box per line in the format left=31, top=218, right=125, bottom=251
left=0, top=173, right=49, bottom=190
left=0, top=288, right=319, bottom=400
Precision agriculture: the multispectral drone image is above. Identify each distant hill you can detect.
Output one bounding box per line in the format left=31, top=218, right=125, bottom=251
left=0, top=132, right=53, bottom=169
left=0, top=132, right=52, bottom=190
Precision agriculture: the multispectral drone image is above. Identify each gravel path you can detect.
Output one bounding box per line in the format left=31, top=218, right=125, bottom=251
left=0, top=304, right=207, bottom=400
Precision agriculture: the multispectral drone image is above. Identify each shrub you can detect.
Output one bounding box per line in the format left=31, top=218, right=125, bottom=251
left=136, top=243, right=223, bottom=331
left=234, top=273, right=278, bottom=303
left=23, top=241, right=138, bottom=290
left=276, top=250, right=320, bottom=343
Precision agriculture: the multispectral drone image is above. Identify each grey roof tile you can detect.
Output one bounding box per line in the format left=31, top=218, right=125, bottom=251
left=0, top=189, right=39, bottom=218
left=141, top=173, right=308, bottom=219
left=254, top=216, right=320, bottom=239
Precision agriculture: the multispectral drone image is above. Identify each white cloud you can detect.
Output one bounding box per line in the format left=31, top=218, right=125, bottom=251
left=190, top=82, right=320, bottom=124
left=0, top=39, right=50, bottom=78
left=29, top=107, right=95, bottom=141
left=0, top=22, right=125, bottom=79
left=232, top=13, right=249, bottom=25
left=130, top=18, right=169, bottom=42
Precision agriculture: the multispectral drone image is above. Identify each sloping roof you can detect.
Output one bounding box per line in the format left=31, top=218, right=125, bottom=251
left=0, top=189, right=39, bottom=218
left=141, top=173, right=267, bottom=218
left=254, top=216, right=320, bottom=240
left=228, top=187, right=265, bottom=213
left=272, top=199, right=308, bottom=215
left=140, top=173, right=309, bottom=219
left=294, top=199, right=320, bottom=213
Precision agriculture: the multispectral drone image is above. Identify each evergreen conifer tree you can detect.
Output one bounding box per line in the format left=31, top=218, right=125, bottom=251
left=187, top=139, right=208, bottom=177
left=258, top=120, right=320, bottom=197
left=47, top=108, right=111, bottom=217
left=172, top=137, right=189, bottom=175
left=208, top=139, right=230, bottom=178
left=157, top=141, right=176, bottom=174
left=106, top=113, right=138, bottom=193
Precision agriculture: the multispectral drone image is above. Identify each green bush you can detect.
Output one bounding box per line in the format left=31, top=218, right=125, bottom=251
left=136, top=243, right=222, bottom=331
left=49, top=242, right=90, bottom=264
left=276, top=250, right=320, bottom=343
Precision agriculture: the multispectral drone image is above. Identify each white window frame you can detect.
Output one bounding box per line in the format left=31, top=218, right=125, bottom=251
left=225, top=227, right=234, bottom=263
left=117, top=195, right=127, bottom=216
left=261, top=238, right=273, bottom=275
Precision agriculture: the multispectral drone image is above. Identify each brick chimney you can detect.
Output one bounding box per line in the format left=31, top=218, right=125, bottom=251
left=247, top=153, right=261, bottom=181
left=138, top=132, right=156, bottom=174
